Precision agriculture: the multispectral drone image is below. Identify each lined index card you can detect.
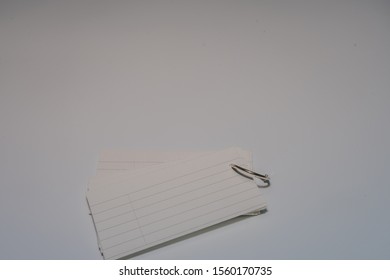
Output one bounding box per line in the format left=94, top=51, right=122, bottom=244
left=96, top=150, right=209, bottom=175
left=87, top=147, right=266, bottom=259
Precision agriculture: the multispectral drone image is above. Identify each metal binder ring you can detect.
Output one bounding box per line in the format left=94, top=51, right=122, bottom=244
left=230, top=164, right=270, bottom=188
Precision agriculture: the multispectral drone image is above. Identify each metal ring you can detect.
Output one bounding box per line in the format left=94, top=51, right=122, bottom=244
left=230, top=164, right=270, bottom=187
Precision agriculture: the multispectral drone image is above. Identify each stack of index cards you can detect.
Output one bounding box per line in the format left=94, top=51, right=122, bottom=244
left=86, top=147, right=267, bottom=259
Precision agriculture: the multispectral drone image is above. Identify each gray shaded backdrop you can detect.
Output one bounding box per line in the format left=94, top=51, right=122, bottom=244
left=0, top=0, right=389, bottom=259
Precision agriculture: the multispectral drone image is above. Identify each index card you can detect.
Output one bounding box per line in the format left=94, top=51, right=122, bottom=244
left=96, top=150, right=210, bottom=175
left=87, top=147, right=266, bottom=259
left=88, top=150, right=216, bottom=192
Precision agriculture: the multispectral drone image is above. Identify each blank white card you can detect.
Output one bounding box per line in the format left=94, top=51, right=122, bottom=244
left=86, top=147, right=266, bottom=259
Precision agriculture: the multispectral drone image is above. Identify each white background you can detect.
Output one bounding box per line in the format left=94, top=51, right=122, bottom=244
left=0, top=0, right=389, bottom=259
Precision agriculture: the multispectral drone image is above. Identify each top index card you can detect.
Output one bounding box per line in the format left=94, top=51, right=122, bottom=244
left=96, top=150, right=211, bottom=175
left=86, top=147, right=266, bottom=259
